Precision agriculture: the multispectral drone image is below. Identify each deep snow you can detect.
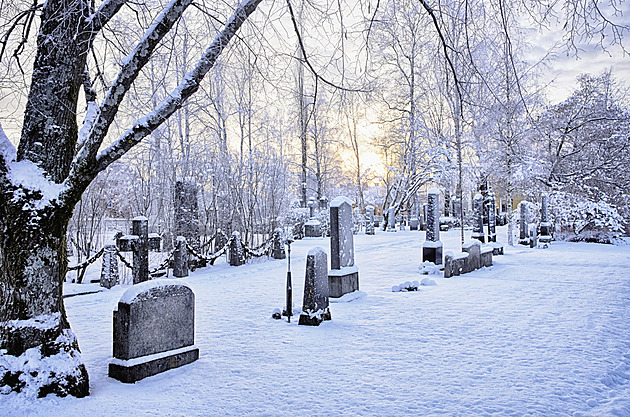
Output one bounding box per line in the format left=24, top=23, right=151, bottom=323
left=5, top=226, right=630, bottom=416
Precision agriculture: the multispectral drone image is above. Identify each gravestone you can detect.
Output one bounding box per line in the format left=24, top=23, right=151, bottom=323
left=173, top=237, right=188, bottom=278
left=304, top=198, right=322, bottom=237
left=387, top=206, right=396, bottom=232
left=422, top=189, right=443, bottom=265
left=174, top=180, right=200, bottom=250
left=519, top=201, right=529, bottom=244
left=486, top=191, right=497, bottom=242
left=365, top=205, right=375, bottom=235
left=299, top=247, right=332, bottom=326
left=539, top=195, right=552, bottom=245
left=100, top=244, right=119, bottom=289
left=229, top=231, right=245, bottom=266
left=409, top=217, right=419, bottom=231
left=480, top=246, right=493, bottom=267
left=109, top=280, right=199, bottom=383
left=271, top=228, right=286, bottom=259
left=472, top=193, right=485, bottom=243
left=462, top=240, right=481, bottom=272
left=328, top=196, right=360, bottom=298
left=319, top=196, right=329, bottom=210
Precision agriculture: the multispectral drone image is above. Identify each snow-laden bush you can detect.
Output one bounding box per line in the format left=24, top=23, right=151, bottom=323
left=550, top=192, right=624, bottom=244
left=284, top=200, right=309, bottom=240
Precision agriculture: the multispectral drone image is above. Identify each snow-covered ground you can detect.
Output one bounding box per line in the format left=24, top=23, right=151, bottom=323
left=6, top=226, right=630, bottom=416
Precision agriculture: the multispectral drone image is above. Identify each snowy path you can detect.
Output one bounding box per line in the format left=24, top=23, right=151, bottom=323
left=6, top=227, right=630, bottom=416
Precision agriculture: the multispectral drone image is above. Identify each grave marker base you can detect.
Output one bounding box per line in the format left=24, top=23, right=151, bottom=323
left=328, top=271, right=359, bottom=298
left=109, top=345, right=199, bottom=383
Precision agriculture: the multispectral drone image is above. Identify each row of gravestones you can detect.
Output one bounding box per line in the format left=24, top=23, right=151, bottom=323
left=107, top=196, right=360, bottom=384
left=420, top=188, right=504, bottom=277
left=298, top=196, right=361, bottom=325
left=519, top=195, right=552, bottom=248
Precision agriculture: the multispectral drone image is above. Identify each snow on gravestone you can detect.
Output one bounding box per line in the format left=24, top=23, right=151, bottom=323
left=422, top=189, right=443, bottom=265
left=328, top=196, right=359, bottom=298
left=299, top=247, right=332, bottom=326
left=109, top=280, right=199, bottom=383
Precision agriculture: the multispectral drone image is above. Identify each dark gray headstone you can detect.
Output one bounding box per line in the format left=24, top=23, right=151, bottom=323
left=132, top=216, right=149, bottom=285
left=472, top=193, right=485, bottom=243
left=328, top=196, right=359, bottom=297
left=422, top=189, right=443, bottom=265
left=425, top=190, right=440, bottom=242
left=540, top=195, right=552, bottom=241
left=173, top=237, right=189, bottom=278
left=229, top=232, right=245, bottom=266
left=100, top=244, right=119, bottom=289
left=109, top=280, right=199, bottom=383
left=174, top=180, right=200, bottom=250
left=299, top=247, right=331, bottom=326
left=304, top=218, right=322, bottom=237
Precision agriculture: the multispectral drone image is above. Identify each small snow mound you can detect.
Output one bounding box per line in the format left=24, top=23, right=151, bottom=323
left=586, top=399, right=598, bottom=407
left=330, top=290, right=366, bottom=303
left=419, top=261, right=441, bottom=275
left=421, top=277, right=437, bottom=286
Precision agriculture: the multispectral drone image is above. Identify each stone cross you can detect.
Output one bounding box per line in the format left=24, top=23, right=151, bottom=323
left=173, top=236, right=189, bottom=278
left=387, top=206, right=396, bottom=232
left=299, top=247, right=331, bottom=326
left=100, top=244, right=119, bottom=289
left=422, top=189, right=443, bottom=265
left=174, top=180, right=200, bottom=250
left=472, top=193, right=485, bottom=243
left=328, top=196, right=359, bottom=297
left=486, top=191, right=497, bottom=242
left=132, top=216, right=149, bottom=285
left=365, top=205, right=375, bottom=235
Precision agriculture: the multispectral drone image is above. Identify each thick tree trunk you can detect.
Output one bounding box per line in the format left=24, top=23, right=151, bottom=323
left=0, top=199, right=89, bottom=397
left=1, top=0, right=90, bottom=397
